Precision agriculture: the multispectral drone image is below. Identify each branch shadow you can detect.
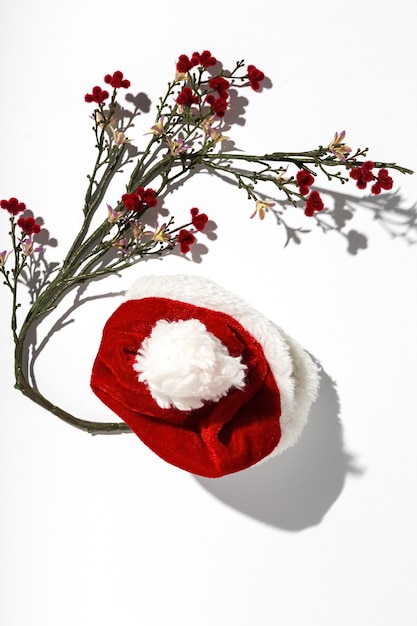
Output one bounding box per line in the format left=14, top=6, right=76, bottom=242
left=17, top=210, right=60, bottom=302
left=194, top=365, right=363, bottom=531
left=205, top=162, right=417, bottom=252
left=300, top=187, right=417, bottom=252
left=24, top=283, right=126, bottom=394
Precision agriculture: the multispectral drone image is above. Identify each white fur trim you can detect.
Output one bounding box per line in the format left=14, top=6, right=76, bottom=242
left=125, top=275, right=320, bottom=455
left=133, top=318, right=246, bottom=411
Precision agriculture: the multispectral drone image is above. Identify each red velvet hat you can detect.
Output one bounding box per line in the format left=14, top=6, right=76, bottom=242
left=91, top=275, right=320, bottom=478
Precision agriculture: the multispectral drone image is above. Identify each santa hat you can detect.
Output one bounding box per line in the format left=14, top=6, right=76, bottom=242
left=91, top=275, right=320, bottom=478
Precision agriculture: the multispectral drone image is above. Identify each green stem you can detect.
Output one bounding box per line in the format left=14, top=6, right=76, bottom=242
left=63, top=148, right=126, bottom=269
left=13, top=262, right=131, bottom=434
left=202, top=150, right=414, bottom=175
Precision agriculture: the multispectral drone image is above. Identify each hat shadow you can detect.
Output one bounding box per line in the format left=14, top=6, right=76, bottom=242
left=194, top=365, right=362, bottom=531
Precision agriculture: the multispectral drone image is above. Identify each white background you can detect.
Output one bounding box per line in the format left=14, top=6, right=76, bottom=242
left=1, top=1, right=417, bottom=624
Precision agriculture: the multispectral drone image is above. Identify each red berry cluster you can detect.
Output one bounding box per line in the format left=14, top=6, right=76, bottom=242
left=295, top=171, right=324, bottom=217
left=85, top=71, right=130, bottom=104
left=371, top=169, right=393, bottom=195
left=121, top=187, right=158, bottom=214
left=175, top=52, right=264, bottom=118
left=1, top=197, right=43, bottom=234
left=176, top=51, right=217, bottom=73
left=17, top=216, right=41, bottom=235
left=176, top=86, right=199, bottom=107
left=190, top=207, right=208, bottom=231
left=296, top=169, right=315, bottom=196
left=1, top=197, right=26, bottom=215
left=349, top=161, right=374, bottom=189
left=85, top=86, right=109, bottom=104
left=304, top=191, right=324, bottom=217
left=176, top=208, right=209, bottom=254
left=104, top=71, right=130, bottom=89
left=349, top=161, right=393, bottom=195
left=247, top=65, right=265, bottom=91
left=205, top=76, right=230, bottom=117
left=178, top=229, right=196, bottom=254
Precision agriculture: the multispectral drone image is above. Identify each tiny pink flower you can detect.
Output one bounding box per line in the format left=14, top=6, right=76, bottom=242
left=21, top=238, right=43, bottom=256
left=328, top=130, right=352, bottom=161
left=0, top=250, right=10, bottom=267
left=112, top=238, right=129, bottom=252
left=250, top=198, right=275, bottom=220
left=166, top=136, right=192, bottom=156
left=148, top=116, right=167, bottom=136
left=110, top=126, right=130, bottom=145
left=152, top=223, right=171, bottom=243
left=201, top=116, right=228, bottom=143
left=131, top=221, right=144, bottom=240
left=107, top=204, right=126, bottom=223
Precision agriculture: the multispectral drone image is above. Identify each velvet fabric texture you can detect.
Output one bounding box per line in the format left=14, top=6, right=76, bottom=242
left=91, top=297, right=282, bottom=478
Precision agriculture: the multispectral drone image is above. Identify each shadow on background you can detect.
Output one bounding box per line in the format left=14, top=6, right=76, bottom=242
left=194, top=366, right=362, bottom=531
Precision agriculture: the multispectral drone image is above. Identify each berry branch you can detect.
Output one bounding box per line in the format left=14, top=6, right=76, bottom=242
left=1, top=54, right=413, bottom=433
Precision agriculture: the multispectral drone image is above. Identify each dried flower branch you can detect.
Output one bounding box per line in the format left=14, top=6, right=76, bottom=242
left=1, top=50, right=413, bottom=433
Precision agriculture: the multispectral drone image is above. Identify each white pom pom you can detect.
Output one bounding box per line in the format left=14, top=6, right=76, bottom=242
left=133, top=319, right=247, bottom=410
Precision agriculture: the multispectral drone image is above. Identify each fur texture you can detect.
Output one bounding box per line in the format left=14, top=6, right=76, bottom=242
left=125, top=274, right=320, bottom=457
left=133, top=318, right=246, bottom=410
